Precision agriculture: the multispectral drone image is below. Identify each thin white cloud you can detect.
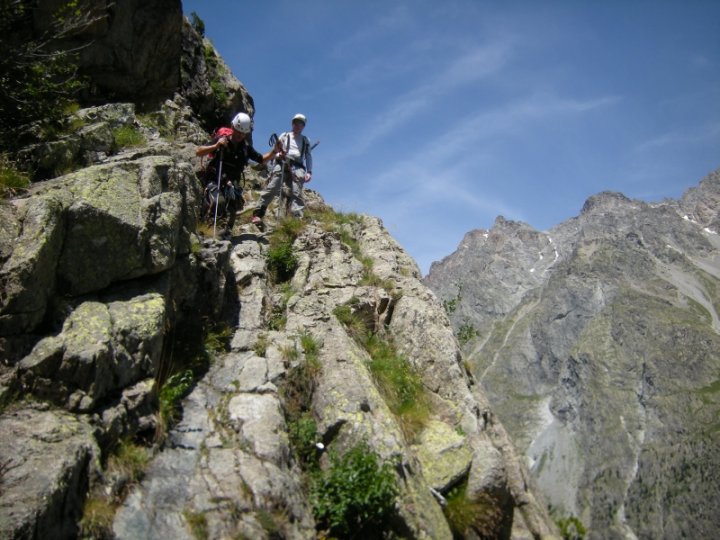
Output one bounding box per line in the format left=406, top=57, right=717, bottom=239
left=361, top=167, right=526, bottom=275
left=443, top=93, right=619, bottom=149
left=329, top=5, right=412, bottom=60
left=365, top=92, right=620, bottom=192
left=360, top=153, right=525, bottom=225
left=331, top=40, right=515, bottom=161
left=634, top=122, right=720, bottom=152
left=329, top=90, right=620, bottom=267
left=690, top=54, right=711, bottom=70
left=441, top=44, right=512, bottom=87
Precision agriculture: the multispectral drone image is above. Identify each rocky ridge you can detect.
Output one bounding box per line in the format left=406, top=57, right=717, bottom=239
left=0, top=3, right=558, bottom=538
left=425, top=170, right=720, bottom=539
left=110, top=209, right=556, bottom=539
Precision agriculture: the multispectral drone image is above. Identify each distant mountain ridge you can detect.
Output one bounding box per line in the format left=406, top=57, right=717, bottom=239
left=425, top=169, right=720, bottom=539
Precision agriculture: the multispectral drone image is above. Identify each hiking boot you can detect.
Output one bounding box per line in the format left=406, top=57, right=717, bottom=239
left=219, top=228, right=232, bottom=240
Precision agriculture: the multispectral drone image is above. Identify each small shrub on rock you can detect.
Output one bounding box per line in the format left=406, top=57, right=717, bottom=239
left=312, top=442, right=399, bottom=537
left=557, top=516, right=587, bottom=540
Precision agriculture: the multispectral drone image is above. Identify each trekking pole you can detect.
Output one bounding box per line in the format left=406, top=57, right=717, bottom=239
left=276, top=157, right=289, bottom=221
left=272, top=133, right=290, bottom=221
left=212, top=147, right=224, bottom=239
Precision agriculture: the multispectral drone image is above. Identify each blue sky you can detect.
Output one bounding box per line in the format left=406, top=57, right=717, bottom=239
left=183, top=0, right=720, bottom=275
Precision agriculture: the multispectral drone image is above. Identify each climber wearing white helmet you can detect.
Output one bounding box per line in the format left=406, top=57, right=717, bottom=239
left=196, top=112, right=282, bottom=238
left=252, top=113, right=313, bottom=226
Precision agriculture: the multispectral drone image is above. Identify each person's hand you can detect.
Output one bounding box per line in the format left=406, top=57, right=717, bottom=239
left=217, top=136, right=229, bottom=149
left=273, top=140, right=286, bottom=157
left=305, top=172, right=312, bottom=183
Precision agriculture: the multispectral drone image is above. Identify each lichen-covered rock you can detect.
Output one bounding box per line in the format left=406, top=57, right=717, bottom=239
left=0, top=194, right=69, bottom=335
left=16, top=103, right=142, bottom=179
left=75, top=103, right=137, bottom=128
left=0, top=150, right=199, bottom=339
left=18, top=293, right=165, bottom=411
left=415, top=420, right=473, bottom=492
left=0, top=202, right=18, bottom=264
left=0, top=404, right=99, bottom=540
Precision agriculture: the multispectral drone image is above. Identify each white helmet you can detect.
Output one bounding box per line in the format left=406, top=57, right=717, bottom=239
left=231, top=112, right=253, bottom=133
left=292, top=113, right=306, bottom=124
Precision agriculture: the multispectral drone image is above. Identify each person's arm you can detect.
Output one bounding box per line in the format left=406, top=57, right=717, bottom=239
left=196, top=137, right=227, bottom=157
left=248, top=146, right=277, bottom=165
left=249, top=142, right=282, bottom=165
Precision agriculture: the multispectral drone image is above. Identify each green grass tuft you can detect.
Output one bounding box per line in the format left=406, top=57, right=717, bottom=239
left=0, top=155, right=30, bottom=197
left=288, top=412, right=320, bottom=468
left=183, top=509, right=209, bottom=540
left=556, top=515, right=587, bottom=539
left=267, top=217, right=305, bottom=283
left=79, top=494, right=116, bottom=539
left=299, top=331, right=322, bottom=363
left=333, top=299, right=431, bottom=441
left=79, top=439, right=151, bottom=538
left=253, top=333, right=269, bottom=357
left=159, top=369, right=195, bottom=427
left=108, top=439, right=150, bottom=482
left=112, top=125, right=146, bottom=149
left=443, top=482, right=505, bottom=538
left=364, top=333, right=430, bottom=440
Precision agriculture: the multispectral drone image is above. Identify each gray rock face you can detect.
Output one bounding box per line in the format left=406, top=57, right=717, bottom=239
left=1, top=164, right=557, bottom=537
left=679, top=169, right=720, bottom=232
left=113, top=213, right=558, bottom=539
left=0, top=405, right=99, bottom=540
left=0, top=144, right=198, bottom=338
left=180, top=18, right=256, bottom=130
left=425, top=169, right=720, bottom=539
left=0, top=103, right=235, bottom=539
left=113, top=348, right=316, bottom=539
left=30, top=1, right=252, bottom=126
left=34, top=0, right=183, bottom=106
left=18, top=294, right=165, bottom=412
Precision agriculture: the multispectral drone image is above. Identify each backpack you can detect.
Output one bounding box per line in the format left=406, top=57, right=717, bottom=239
left=198, top=126, right=235, bottom=184
left=206, top=126, right=234, bottom=163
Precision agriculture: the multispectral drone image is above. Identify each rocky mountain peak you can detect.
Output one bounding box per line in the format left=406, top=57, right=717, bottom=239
left=426, top=167, right=720, bottom=539
left=680, top=168, right=720, bottom=230
left=579, top=190, right=640, bottom=216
